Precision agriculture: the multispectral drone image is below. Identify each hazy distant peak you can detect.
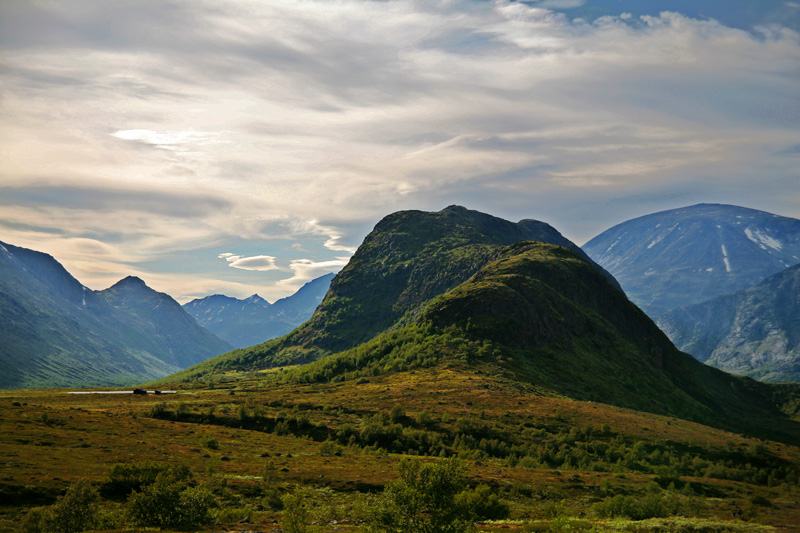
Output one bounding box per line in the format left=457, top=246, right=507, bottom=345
left=244, top=294, right=270, bottom=306
left=112, top=275, right=148, bottom=289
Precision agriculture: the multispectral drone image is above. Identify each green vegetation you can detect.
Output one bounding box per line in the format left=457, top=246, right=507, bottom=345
left=162, top=206, right=609, bottom=383
left=22, top=480, right=101, bottom=533
left=127, top=465, right=216, bottom=528
left=369, top=458, right=477, bottom=532
left=2, top=370, right=797, bottom=532
left=5, top=207, right=800, bottom=532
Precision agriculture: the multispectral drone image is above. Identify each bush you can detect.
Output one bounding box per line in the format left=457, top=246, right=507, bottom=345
left=104, top=462, right=168, bottom=497
left=23, top=480, right=100, bottom=533
left=369, top=458, right=476, bottom=533
left=281, top=490, right=310, bottom=533
left=456, top=484, right=510, bottom=521
left=127, top=465, right=216, bottom=528
left=595, top=492, right=668, bottom=520
left=148, top=402, right=169, bottom=418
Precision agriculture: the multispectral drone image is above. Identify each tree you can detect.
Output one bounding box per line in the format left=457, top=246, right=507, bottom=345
left=369, top=458, right=474, bottom=533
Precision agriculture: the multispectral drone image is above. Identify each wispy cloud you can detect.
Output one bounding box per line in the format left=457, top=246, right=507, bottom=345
left=277, top=258, right=351, bottom=290
left=112, top=130, right=228, bottom=152
left=219, top=253, right=280, bottom=272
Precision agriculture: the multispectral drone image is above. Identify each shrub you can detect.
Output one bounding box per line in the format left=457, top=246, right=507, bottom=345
left=104, top=462, right=168, bottom=497
left=148, top=402, right=169, bottom=418
left=456, top=484, right=510, bottom=521
left=390, top=405, right=406, bottom=423
left=319, top=440, right=342, bottom=456
left=281, top=490, right=310, bottom=533
left=127, top=465, right=216, bottom=528
left=369, top=457, right=476, bottom=533
left=594, top=492, right=668, bottom=520
left=23, top=480, right=100, bottom=533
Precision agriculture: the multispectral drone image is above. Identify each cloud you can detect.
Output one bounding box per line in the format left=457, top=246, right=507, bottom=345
left=0, top=0, right=798, bottom=299
left=219, top=253, right=280, bottom=271
left=0, top=184, right=231, bottom=218
left=277, top=258, right=350, bottom=289
left=112, top=129, right=228, bottom=151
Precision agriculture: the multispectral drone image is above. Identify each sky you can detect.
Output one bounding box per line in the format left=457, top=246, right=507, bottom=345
left=1, top=0, right=799, bottom=303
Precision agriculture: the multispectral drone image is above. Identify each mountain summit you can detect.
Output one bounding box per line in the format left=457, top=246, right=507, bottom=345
left=583, top=204, right=800, bottom=317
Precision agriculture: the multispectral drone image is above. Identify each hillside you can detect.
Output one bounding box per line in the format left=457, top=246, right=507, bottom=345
left=97, top=276, right=233, bottom=369
left=657, top=263, right=800, bottom=383
left=166, top=205, right=619, bottom=378
left=0, top=241, right=232, bottom=389
left=162, top=208, right=799, bottom=442
left=583, top=204, right=800, bottom=317
left=183, top=273, right=333, bottom=348
left=270, top=242, right=800, bottom=442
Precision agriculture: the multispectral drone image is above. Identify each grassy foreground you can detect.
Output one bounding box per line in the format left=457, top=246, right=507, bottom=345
left=1, top=363, right=798, bottom=532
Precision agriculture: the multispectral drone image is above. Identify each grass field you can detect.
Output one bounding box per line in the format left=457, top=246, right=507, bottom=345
left=1, top=363, right=798, bottom=532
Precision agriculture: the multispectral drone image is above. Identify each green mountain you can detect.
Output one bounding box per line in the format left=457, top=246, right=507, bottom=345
left=657, top=263, right=800, bottom=383
left=164, top=207, right=799, bottom=441
left=275, top=242, right=799, bottom=440
left=0, top=241, right=232, bottom=389
left=168, top=205, right=618, bottom=376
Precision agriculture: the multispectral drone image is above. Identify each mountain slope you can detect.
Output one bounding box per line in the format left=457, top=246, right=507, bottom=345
left=0, top=241, right=231, bottom=389
left=183, top=273, right=333, bottom=348
left=168, top=205, right=619, bottom=376
left=98, top=276, right=233, bottom=369
left=276, top=242, right=800, bottom=442
left=583, top=204, right=800, bottom=317
left=657, top=263, right=800, bottom=383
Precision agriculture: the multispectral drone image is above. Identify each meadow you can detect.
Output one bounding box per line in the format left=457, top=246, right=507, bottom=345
left=1, top=362, right=798, bottom=532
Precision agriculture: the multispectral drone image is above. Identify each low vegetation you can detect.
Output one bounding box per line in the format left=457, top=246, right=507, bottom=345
left=2, top=364, right=798, bottom=532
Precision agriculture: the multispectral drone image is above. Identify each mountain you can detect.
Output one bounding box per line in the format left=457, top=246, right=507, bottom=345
left=296, top=241, right=799, bottom=439
left=657, top=263, right=800, bottom=383
left=183, top=273, right=334, bottom=348
left=97, top=276, right=233, bottom=369
left=164, top=222, right=800, bottom=442
left=582, top=204, right=800, bottom=317
left=167, top=205, right=620, bottom=377
left=0, top=241, right=232, bottom=389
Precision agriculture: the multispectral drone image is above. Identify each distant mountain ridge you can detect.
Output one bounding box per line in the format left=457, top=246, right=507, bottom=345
left=0, top=240, right=232, bottom=389
left=183, top=273, right=334, bottom=348
left=583, top=204, right=800, bottom=317
left=658, top=263, right=800, bottom=383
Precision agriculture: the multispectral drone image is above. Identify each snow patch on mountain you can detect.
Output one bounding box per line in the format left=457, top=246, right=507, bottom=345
left=721, top=245, right=731, bottom=273
left=744, top=227, right=782, bottom=251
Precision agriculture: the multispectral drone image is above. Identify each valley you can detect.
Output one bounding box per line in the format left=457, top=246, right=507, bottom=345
left=2, top=364, right=799, bottom=532
left=3, top=205, right=800, bottom=532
